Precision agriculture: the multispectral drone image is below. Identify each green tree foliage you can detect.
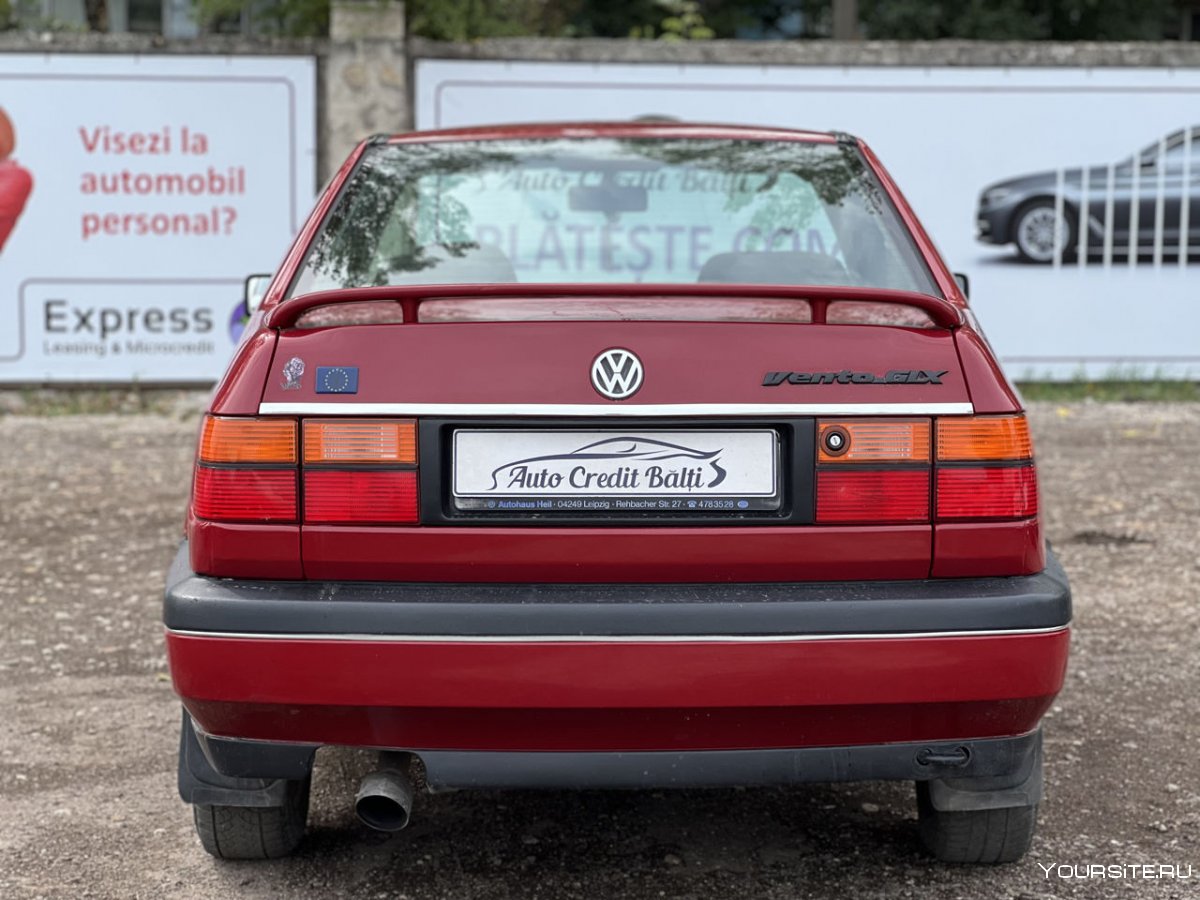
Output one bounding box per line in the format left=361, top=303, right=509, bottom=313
left=407, top=0, right=563, bottom=41
left=407, top=0, right=712, bottom=40
left=699, top=1, right=830, bottom=38
left=543, top=0, right=662, bottom=37
left=188, top=0, right=1182, bottom=41
left=419, top=0, right=1186, bottom=40
left=858, top=0, right=1179, bottom=40
left=194, top=0, right=328, bottom=35
left=629, top=0, right=716, bottom=40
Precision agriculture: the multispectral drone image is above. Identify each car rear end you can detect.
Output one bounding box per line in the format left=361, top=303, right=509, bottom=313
left=165, top=124, right=1069, bottom=863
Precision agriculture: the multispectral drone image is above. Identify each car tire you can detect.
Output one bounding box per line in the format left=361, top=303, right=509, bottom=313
left=193, top=777, right=310, bottom=859
left=1012, top=200, right=1076, bottom=264
left=915, top=783, right=1037, bottom=864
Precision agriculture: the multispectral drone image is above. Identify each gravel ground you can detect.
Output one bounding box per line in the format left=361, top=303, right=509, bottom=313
left=0, top=401, right=1197, bottom=899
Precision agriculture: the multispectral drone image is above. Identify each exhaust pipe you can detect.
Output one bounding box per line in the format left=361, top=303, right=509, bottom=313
left=355, top=758, right=415, bottom=832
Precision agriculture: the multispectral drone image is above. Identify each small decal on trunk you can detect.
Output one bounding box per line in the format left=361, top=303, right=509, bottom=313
left=281, top=357, right=305, bottom=391
left=316, top=366, right=359, bottom=394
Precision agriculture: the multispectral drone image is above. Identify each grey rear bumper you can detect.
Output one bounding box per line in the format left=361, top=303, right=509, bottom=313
left=164, top=542, right=1071, bottom=638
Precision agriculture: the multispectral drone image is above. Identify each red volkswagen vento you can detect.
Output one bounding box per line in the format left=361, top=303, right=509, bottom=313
left=165, top=122, right=1070, bottom=863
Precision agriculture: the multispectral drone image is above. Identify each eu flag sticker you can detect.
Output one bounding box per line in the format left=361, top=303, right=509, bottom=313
left=315, top=366, right=359, bottom=394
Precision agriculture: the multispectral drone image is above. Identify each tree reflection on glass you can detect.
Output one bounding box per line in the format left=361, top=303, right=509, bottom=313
left=290, top=137, right=927, bottom=297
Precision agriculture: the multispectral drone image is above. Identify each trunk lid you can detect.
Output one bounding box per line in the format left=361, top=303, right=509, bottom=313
left=252, top=311, right=972, bottom=582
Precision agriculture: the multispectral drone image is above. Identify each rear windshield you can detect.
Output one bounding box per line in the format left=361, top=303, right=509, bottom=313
left=289, top=138, right=938, bottom=297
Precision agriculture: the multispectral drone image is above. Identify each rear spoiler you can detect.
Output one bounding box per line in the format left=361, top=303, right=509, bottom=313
left=265, top=283, right=963, bottom=331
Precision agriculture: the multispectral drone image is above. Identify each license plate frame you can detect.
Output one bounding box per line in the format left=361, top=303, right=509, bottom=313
left=450, top=428, right=782, bottom=515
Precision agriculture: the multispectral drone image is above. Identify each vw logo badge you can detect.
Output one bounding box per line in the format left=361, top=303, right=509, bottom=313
left=591, top=348, right=644, bottom=400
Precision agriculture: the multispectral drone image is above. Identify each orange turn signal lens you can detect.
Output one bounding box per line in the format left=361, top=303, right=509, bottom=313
left=199, top=416, right=297, bottom=464
left=937, top=415, right=1032, bottom=461
left=818, top=419, right=930, bottom=463
left=303, top=419, right=417, bottom=465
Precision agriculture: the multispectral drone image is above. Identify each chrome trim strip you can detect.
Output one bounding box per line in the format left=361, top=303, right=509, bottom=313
left=167, top=625, right=1068, bottom=644
left=257, top=401, right=975, bottom=417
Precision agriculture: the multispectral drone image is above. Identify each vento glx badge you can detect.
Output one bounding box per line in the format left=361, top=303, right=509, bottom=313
left=591, top=348, right=644, bottom=400
left=763, top=369, right=948, bottom=386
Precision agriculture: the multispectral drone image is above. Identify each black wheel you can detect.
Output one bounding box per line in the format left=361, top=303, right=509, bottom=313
left=916, top=782, right=1037, bottom=864
left=193, top=777, right=310, bottom=859
left=1012, top=200, right=1076, bottom=264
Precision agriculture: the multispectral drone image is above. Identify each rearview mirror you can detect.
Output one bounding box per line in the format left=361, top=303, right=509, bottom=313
left=953, top=272, right=970, bottom=299
left=568, top=184, right=648, bottom=214
left=244, top=274, right=272, bottom=315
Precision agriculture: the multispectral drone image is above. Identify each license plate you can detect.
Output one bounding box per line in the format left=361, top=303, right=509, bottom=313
left=452, top=429, right=781, bottom=513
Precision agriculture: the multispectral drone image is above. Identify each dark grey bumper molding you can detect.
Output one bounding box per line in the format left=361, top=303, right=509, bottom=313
left=164, top=543, right=1070, bottom=638
left=183, top=718, right=1042, bottom=811
left=418, top=730, right=1043, bottom=796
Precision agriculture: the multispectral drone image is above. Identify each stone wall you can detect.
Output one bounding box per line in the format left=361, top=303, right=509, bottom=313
left=6, top=6, right=1200, bottom=183
left=325, top=0, right=407, bottom=176
left=411, top=36, right=1200, bottom=68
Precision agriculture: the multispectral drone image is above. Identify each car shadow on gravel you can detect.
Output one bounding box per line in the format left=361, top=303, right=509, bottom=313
left=237, top=764, right=1032, bottom=897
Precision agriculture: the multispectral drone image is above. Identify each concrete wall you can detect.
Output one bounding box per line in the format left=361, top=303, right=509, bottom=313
left=7, top=3, right=1200, bottom=184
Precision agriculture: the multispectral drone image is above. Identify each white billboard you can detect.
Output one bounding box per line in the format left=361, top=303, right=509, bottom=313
left=0, top=54, right=315, bottom=382
left=415, top=60, right=1200, bottom=380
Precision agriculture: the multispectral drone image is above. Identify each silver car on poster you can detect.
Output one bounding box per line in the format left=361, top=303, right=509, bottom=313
left=976, top=127, right=1200, bottom=263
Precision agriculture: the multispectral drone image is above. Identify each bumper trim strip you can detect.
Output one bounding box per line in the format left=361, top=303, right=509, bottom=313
left=257, top=401, right=975, bottom=417
left=166, top=624, right=1068, bottom=643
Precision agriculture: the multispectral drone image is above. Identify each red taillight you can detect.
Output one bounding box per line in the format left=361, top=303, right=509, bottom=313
left=936, top=466, right=1038, bottom=520
left=816, top=470, right=930, bottom=523
left=301, top=418, right=419, bottom=523
left=192, top=415, right=299, bottom=524
left=303, top=470, right=419, bottom=523
left=192, top=466, right=297, bottom=522
left=934, top=414, right=1038, bottom=522
left=813, top=413, right=1038, bottom=527
left=191, top=415, right=421, bottom=526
